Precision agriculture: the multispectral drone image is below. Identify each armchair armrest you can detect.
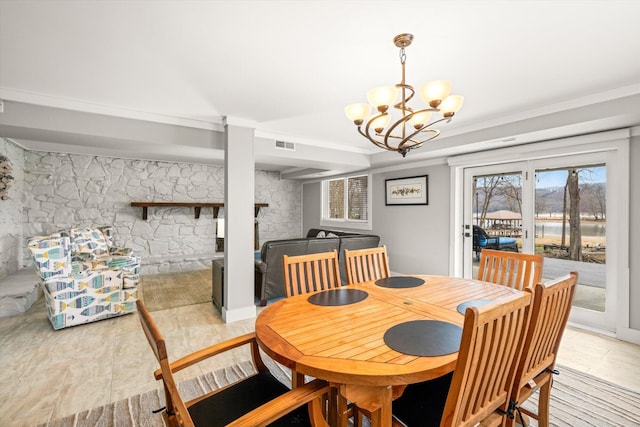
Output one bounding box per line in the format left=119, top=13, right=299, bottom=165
left=154, top=332, right=259, bottom=380
left=28, top=235, right=72, bottom=281
left=255, top=258, right=267, bottom=273
left=227, top=379, right=330, bottom=427
left=254, top=259, right=268, bottom=306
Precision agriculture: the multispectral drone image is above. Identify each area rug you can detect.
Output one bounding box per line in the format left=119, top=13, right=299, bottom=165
left=36, top=362, right=640, bottom=427
left=520, top=365, right=640, bottom=426
left=139, top=269, right=212, bottom=312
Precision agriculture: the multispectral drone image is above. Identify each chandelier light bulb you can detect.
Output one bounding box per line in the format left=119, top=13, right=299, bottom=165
left=366, top=86, right=398, bottom=111
left=370, top=114, right=391, bottom=133
left=440, top=95, right=464, bottom=117
left=408, top=111, right=432, bottom=129
left=345, top=103, right=372, bottom=124
left=419, top=80, right=452, bottom=107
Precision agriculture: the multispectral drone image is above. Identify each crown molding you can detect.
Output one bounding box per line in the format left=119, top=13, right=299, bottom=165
left=0, top=88, right=224, bottom=132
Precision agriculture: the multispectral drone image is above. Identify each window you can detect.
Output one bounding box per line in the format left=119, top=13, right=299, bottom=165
left=322, top=174, right=371, bottom=230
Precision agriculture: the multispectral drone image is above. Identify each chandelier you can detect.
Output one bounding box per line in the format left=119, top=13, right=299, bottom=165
left=345, top=33, right=464, bottom=157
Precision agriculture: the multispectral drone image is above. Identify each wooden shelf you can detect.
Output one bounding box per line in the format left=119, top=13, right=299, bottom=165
left=130, top=202, right=268, bottom=220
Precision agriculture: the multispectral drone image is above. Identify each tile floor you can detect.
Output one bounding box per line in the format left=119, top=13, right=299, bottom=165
left=0, top=270, right=638, bottom=427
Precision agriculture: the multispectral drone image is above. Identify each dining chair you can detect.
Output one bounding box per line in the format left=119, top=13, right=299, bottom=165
left=282, top=250, right=341, bottom=298
left=477, top=249, right=544, bottom=290
left=390, top=291, right=532, bottom=427
left=344, top=245, right=390, bottom=285
left=507, top=272, right=578, bottom=427
left=136, top=300, right=330, bottom=427
left=282, top=249, right=354, bottom=423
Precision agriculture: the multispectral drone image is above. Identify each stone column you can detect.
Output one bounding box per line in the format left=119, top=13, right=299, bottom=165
left=222, top=117, right=257, bottom=323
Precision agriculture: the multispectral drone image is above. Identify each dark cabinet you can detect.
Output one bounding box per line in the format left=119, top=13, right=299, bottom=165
left=212, top=259, right=224, bottom=310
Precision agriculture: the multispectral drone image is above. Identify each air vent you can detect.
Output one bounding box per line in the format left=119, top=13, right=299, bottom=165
left=275, top=140, right=295, bottom=151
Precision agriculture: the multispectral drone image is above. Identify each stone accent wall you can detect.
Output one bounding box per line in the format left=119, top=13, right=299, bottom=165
left=0, top=138, right=25, bottom=279
left=255, top=170, right=303, bottom=243
left=22, top=152, right=302, bottom=274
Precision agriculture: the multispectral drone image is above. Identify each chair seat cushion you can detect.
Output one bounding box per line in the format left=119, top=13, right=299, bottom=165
left=497, top=237, right=517, bottom=245
left=479, top=235, right=517, bottom=246
left=391, top=372, right=453, bottom=427
left=188, top=371, right=312, bottom=426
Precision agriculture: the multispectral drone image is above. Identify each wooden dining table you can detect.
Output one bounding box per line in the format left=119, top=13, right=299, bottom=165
left=255, top=275, right=521, bottom=427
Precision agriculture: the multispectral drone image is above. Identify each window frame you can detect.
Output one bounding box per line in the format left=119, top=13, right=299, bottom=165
left=320, top=173, right=372, bottom=231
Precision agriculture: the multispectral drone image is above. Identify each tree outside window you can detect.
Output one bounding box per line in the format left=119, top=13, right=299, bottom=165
left=326, top=175, right=368, bottom=222
left=328, top=179, right=344, bottom=219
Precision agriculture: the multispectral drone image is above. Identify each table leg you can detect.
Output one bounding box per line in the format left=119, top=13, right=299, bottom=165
left=335, top=388, right=350, bottom=427
left=339, top=384, right=393, bottom=427
left=292, top=371, right=306, bottom=388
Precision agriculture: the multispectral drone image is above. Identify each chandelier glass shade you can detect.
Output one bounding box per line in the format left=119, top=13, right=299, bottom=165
left=345, top=34, right=464, bottom=157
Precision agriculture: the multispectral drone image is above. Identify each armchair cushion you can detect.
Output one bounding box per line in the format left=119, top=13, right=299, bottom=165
left=98, top=226, right=133, bottom=256
left=66, top=226, right=133, bottom=259
left=67, top=228, right=110, bottom=257
left=27, top=226, right=140, bottom=330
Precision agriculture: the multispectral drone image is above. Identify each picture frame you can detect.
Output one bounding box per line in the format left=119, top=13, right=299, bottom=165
left=385, top=175, right=428, bottom=206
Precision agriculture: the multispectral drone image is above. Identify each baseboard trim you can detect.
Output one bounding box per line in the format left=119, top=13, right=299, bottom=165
left=222, top=304, right=256, bottom=323
left=617, top=326, right=640, bottom=345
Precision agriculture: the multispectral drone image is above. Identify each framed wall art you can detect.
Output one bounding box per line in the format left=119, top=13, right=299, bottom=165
left=385, top=175, right=428, bottom=206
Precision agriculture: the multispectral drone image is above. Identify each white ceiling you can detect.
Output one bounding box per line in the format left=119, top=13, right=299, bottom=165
left=1, top=0, right=640, bottom=176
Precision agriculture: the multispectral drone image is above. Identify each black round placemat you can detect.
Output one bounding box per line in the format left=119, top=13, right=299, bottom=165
left=375, top=276, right=425, bottom=288
left=384, top=320, right=462, bottom=357
left=308, top=288, right=368, bottom=306
left=456, top=299, right=495, bottom=315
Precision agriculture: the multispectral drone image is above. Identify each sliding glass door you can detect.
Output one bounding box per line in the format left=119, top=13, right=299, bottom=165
left=534, top=165, right=607, bottom=313
left=464, top=166, right=527, bottom=277
left=462, top=153, right=616, bottom=332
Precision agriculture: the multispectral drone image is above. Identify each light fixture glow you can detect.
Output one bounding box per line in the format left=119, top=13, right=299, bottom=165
left=370, top=114, right=391, bottom=133
left=440, top=95, right=465, bottom=117
left=344, top=103, right=372, bottom=124
left=419, top=80, right=452, bottom=107
left=366, top=86, right=398, bottom=111
left=345, top=33, right=463, bottom=157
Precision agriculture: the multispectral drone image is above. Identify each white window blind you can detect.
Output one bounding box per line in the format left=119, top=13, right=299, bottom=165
left=323, top=174, right=370, bottom=229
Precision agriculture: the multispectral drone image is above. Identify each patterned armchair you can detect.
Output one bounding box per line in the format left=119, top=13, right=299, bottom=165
left=27, top=226, right=140, bottom=330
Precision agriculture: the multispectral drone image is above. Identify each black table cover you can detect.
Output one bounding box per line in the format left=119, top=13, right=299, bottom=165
left=384, top=320, right=462, bottom=357
left=308, top=288, right=369, bottom=306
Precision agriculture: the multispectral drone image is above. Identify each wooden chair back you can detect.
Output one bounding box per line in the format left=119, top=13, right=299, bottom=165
left=283, top=250, right=341, bottom=297
left=136, top=299, right=194, bottom=426
left=137, top=299, right=332, bottom=427
left=477, top=249, right=544, bottom=290
left=344, top=245, right=390, bottom=285
left=509, top=272, right=577, bottom=425
left=441, top=292, right=532, bottom=427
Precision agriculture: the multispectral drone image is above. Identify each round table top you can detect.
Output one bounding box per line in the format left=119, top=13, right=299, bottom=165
left=255, top=275, right=519, bottom=387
